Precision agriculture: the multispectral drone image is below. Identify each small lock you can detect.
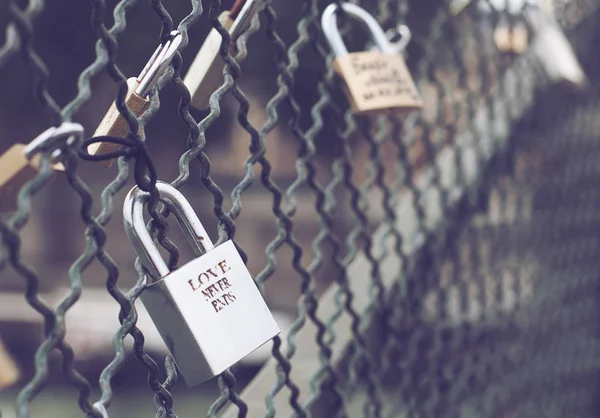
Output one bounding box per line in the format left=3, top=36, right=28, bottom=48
left=90, top=31, right=182, bottom=167
left=494, top=21, right=529, bottom=54
left=321, top=2, right=423, bottom=115
left=449, top=0, right=475, bottom=16
left=0, top=338, right=20, bottom=390
left=526, top=8, right=587, bottom=89
left=184, top=12, right=235, bottom=110
left=0, top=122, right=83, bottom=212
left=123, top=181, right=280, bottom=386
left=184, top=0, right=263, bottom=110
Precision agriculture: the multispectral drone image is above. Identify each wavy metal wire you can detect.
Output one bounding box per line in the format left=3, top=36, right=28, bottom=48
left=1, top=0, right=600, bottom=417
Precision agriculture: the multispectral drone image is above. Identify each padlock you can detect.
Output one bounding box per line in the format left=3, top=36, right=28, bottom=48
left=321, top=2, right=423, bottom=115
left=449, top=0, right=475, bottom=16
left=494, top=21, right=529, bottom=54
left=486, top=0, right=530, bottom=54
left=90, top=31, right=182, bottom=167
left=0, top=122, right=83, bottom=212
left=183, top=12, right=235, bottom=111
left=183, top=0, right=264, bottom=110
left=0, top=338, right=20, bottom=391
left=123, top=181, right=280, bottom=386
left=525, top=7, right=587, bottom=88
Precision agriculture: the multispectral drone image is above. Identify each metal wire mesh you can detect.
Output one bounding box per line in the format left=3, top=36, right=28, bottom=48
left=0, top=0, right=599, bottom=417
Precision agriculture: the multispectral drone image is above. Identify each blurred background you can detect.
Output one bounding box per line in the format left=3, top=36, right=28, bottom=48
left=1, top=0, right=600, bottom=417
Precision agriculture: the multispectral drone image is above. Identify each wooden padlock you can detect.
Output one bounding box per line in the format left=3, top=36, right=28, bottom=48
left=90, top=31, right=182, bottom=167
left=321, top=3, right=423, bottom=115
left=89, top=77, right=149, bottom=167
left=526, top=7, right=587, bottom=88
left=494, top=22, right=529, bottom=54
left=184, top=12, right=236, bottom=110
left=449, top=0, right=475, bottom=16
left=0, top=123, right=83, bottom=212
left=0, top=338, right=20, bottom=391
left=184, top=0, right=263, bottom=110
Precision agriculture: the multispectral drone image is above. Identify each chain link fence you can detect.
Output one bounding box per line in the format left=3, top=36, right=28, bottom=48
left=1, top=0, right=600, bottom=417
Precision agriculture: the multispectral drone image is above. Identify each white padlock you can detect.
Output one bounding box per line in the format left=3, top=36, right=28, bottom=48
left=123, top=181, right=280, bottom=387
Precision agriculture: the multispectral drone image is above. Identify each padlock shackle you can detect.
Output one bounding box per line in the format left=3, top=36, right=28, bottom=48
left=136, top=31, right=182, bottom=98
left=229, top=0, right=265, bottom=40
left=123, top=181, right=215, bottom=279
left=385, top=24, right=412, bottom=54
left=24, top=122, right=85, bottom=163
left=321, top=2, right=395, bottom=56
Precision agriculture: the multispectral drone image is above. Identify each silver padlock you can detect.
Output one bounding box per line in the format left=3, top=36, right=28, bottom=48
left=183, top=0, right=264, bottom=110
left=123, top=181, right=280, bottom=386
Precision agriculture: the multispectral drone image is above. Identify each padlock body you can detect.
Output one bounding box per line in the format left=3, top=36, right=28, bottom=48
left=140, top=240, right=280, bottom=387
left=334, top=51, right=423, bottom=115
left=0, top=338, right=20, bottom=390
left=91, top=77, right=150, bottom=167
left=0, top=144, right=64, bottom=212
left=184, top=12, right=238, bottom=110
left=494, top=23, right=528, bottom=54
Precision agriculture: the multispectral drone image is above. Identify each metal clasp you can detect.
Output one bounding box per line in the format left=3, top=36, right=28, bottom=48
left=385, top=24, right=412, bottom=54
left=321, top=2, right=395, bottom=56
left=136, top=30, right=183, bottom=98
left=228, top=0, right=265, bottom=41
left=24, top=122, right=85, bottom=164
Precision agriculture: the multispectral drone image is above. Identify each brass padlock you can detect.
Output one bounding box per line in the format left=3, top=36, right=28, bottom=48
left=0, top=338, right=20, bottom=391
left=0, top=122, right=84, bottom=212
left=123, top=181, right=280, bottom=386
left=321, top=2, right=423, bottom=115
left=183, top=0, right=264, bottom=110
left=90, top=31, right=182, bottom=167
left=494, top=21, right=529, bottom=54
